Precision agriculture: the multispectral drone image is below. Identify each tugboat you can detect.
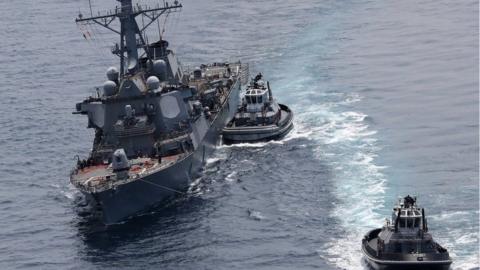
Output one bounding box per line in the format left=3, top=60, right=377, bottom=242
left=222, top=73, right=293, bottom=143
left=362, top=195, right=452, bottom=270
left=70, top=0, right=248, bottom=224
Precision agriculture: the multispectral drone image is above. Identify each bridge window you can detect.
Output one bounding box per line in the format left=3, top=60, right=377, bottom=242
left=414, top=217, right=421, bottom=228
left=399, top=218, right=406, bottom=228
left=407, top=218, right=414, bottom=228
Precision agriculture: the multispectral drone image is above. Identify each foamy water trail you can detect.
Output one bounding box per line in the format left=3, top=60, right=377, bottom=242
left=62, top=183, right=81, bottom=201
left=295, top=93, right=387, bottom=269
left=429, top=210, right=480, bottom=270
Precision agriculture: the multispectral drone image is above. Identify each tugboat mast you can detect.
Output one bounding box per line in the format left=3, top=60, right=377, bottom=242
left=75, top=0, right=182, bottom=76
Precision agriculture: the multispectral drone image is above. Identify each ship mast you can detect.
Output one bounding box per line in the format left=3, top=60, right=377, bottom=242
left=76, top=0, right=182, bottom=76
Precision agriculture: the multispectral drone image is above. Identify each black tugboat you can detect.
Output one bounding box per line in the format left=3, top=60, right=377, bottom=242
left=362, top=196, right=452, bottom=270
left=222, top=73, right=293, bottom=143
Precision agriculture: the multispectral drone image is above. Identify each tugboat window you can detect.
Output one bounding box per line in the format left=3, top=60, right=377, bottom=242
left=258, top=96, right=262, bottom=103
left=400, top=218, right=406, bottom=228
left=414, top=217, right=421, bottom=228
left=407, top=218, right=414, bottom=228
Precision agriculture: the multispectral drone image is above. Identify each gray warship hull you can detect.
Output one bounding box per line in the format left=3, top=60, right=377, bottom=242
left=85, top=80, right=241, bottom=224
left=222, top=104, right=293, bottom=143
left=362, top=229, right=452, bottom=270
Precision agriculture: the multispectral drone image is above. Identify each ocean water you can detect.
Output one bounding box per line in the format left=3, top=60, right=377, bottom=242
left=0, top=0, right=478, bottom=269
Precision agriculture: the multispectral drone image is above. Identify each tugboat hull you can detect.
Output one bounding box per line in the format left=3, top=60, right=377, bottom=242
left=86, top=80, right=241, bottom=224
left=222, top=104, right=293, bottom=143
left=365, top=262, right=451, bottom=270
left=362, top=229, right=452, bottom=270
left=363, top=258, right=452, bottom=270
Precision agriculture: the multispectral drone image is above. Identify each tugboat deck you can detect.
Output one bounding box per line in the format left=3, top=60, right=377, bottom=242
left=229, top=107, right=290, bottom=128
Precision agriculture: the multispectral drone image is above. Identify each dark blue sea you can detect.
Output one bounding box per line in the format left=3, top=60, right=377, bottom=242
left=0, top=0, right=478, bottom=269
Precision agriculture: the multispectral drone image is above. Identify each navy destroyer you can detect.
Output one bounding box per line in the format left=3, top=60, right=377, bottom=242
left=362, top=196, right=452, bottom=270
left=222, top=73, right=293, bottom=143
left=70, top=0, right=248, bottom=224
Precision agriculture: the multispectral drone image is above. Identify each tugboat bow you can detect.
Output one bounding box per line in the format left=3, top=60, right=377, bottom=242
left=362, top=195, right=452, bottom=270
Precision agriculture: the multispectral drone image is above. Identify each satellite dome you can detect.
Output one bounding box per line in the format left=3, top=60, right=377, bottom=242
left=103, top=80, right=117, bottom=96
left=193, top=67, right=202, bottom=79
left=153, top=60, right=167, bottom=81
left=146, top=76, right=160, bottom=90
left=106, top=67, right=119, bottom=81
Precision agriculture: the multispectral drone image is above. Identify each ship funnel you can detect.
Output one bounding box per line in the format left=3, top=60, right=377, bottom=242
left=112, top=149, right=130, bottom=172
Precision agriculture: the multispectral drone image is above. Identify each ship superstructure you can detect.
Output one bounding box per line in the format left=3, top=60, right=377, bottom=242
left=70, top=0, right=248, bottom=223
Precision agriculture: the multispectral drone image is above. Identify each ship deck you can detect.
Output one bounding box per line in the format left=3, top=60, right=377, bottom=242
left=71, top=154, right=184, bottom=193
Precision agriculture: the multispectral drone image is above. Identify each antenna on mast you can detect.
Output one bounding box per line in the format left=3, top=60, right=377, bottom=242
left=88, top=0, right=93, bottom=16
left=75, top=0, right=182, bottom=76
